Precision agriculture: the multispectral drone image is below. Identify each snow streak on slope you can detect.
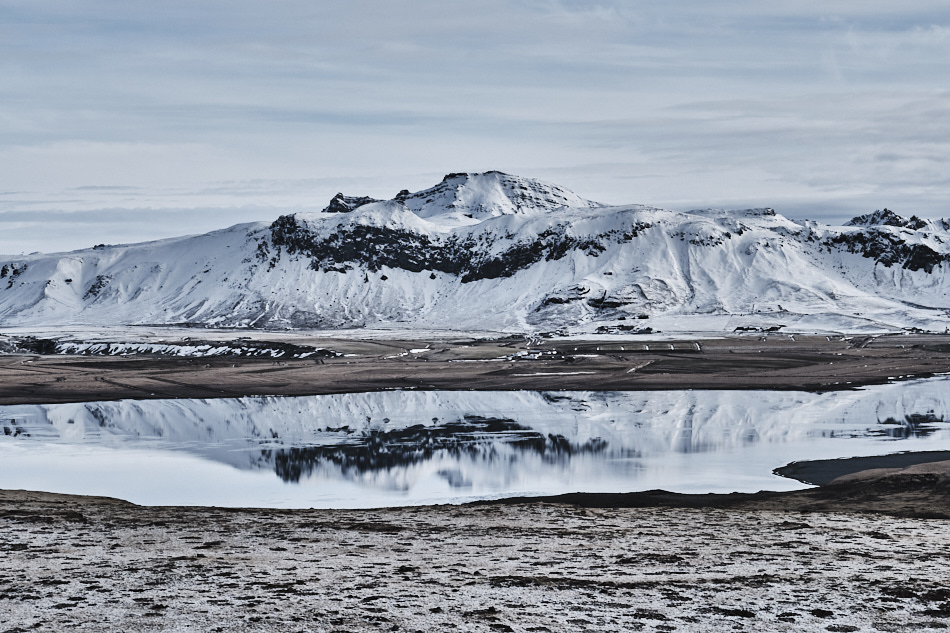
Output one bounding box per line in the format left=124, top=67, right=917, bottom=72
left=1, top=173, right=949, bottom=333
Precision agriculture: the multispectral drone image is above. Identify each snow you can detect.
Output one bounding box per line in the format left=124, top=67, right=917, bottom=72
left=1, top=172, right=948, bottom=335
left=404, top=171, right=601, bottom=224
left=52, top=341, right=336, bottom=359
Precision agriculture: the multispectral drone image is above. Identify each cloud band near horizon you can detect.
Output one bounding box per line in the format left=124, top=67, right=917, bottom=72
left=1, top=1, right=949, bottom=253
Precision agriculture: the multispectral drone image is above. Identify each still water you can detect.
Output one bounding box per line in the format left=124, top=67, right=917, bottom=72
left=2, top=377, right=949, bottom=508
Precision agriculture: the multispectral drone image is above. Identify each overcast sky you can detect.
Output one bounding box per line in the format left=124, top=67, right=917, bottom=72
left=2, top=1, right=949, bottom=254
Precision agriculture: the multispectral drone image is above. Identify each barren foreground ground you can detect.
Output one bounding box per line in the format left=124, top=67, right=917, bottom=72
left=3, top=461, right=950, bottom=633
left=3, top=332, right=950, bottom=631
left=2, top=333, right=949, bottom=404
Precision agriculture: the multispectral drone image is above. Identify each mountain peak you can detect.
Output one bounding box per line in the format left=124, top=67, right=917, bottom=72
left=846, top=209, right=927, bottom=230
left=318, top=172, right=601, bottom=224
left=404, top=171, right=600, bottom=222
left=322, top=193, right=380, bottom=214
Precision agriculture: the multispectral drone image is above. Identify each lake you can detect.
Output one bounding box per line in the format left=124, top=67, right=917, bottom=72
left=2, top=377, right=949, bottom=508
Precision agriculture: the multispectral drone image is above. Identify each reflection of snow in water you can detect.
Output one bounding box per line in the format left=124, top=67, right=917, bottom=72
left=1, top=377, right=950, bottom=508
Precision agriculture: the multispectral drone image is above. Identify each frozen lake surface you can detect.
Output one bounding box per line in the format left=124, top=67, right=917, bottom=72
left=2, top=377, right=950, bottom=508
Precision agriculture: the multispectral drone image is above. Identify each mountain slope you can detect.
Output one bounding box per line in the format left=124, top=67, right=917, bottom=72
left=1, top=172, right=949, bottom=333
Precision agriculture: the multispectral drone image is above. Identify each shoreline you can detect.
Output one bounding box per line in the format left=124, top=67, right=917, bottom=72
left=775, top=450, right=950, bottom=486
left=4, top=451, right=949, bottom=516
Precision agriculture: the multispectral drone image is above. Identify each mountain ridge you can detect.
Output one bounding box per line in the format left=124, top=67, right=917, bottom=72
left=1, top=172, right=949, bottom=334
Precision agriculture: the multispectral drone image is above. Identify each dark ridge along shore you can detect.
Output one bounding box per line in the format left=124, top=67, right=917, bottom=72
left=3, top=456, right=950, bottom=632
left=486, top=452, right=950, bottom=518
left=2, top=332, right=950, bottom=404
left=775, top=450, right=950, bottom=486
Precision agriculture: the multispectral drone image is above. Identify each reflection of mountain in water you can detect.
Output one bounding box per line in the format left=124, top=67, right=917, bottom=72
left=265, top=416, right=609, bottom=483
left=875, top=413, right=945, bottom=439
left=2, top=377, right=950, bottom=491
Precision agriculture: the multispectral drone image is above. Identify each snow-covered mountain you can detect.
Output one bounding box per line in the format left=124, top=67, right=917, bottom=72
left=2, top=171, right=949, bottom=333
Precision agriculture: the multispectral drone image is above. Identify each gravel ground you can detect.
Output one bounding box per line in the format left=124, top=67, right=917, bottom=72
left=3, top=470, right=950, bottom=633
left=3, top=334, right=950, bottom=404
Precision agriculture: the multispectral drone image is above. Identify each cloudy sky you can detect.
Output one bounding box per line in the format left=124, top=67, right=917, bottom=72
left=2, top=1, right=949, bottom=254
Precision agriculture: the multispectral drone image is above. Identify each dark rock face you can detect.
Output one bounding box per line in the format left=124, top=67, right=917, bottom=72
left=84, top=274, right=112, bottom=300
left=846, top=209, right=928, bottom=230
left=270, top=215, right=464, bottom=275
left=824, top=208, right=950, bottom=273
left=15, top=337, right=57, bottom=355
left=827, top=229, right=949, bottom=273
left=322, top=193, right=380, bottom=214
left=0, top=263, right=26, bottom=289
left=268, top=214, right=633, bottom=283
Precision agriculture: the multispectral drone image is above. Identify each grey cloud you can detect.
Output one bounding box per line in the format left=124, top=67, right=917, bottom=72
left=0, top=206, right=282, bottom=256
left=2, top=1, right=949, bottom=253
left=72, top=185, right=141, bottom=192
